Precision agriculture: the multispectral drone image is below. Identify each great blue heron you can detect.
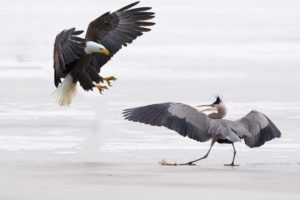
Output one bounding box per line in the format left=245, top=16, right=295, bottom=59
left=123, top=96, right=281, bottom=166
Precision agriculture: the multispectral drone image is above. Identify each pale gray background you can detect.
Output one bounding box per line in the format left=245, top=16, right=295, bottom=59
left=0, top=0, right=300, bottom=199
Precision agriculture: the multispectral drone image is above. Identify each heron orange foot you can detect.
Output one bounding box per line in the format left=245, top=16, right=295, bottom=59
left=95, top=84, right=108, bottom=94
left=103, top=76, right=117, bottom=86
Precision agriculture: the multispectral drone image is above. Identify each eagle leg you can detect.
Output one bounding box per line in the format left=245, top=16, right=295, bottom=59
left=103, top=76, right=117, bottom=87
left=95, top=84, right=108, bottom=94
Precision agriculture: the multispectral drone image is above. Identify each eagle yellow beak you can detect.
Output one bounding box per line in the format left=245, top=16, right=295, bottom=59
left=100, top=48, right=110, bottom=56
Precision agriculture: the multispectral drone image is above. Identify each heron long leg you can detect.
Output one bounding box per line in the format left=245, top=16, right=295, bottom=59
left=178, top=139, right=216, bottom=166
left=224, top=143, right=239, bottom=166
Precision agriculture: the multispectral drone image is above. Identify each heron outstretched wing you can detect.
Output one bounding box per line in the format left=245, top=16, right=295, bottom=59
left=85, top=1, right=155, bottom=72
left=237, top=111, right=281, bottom=148
left=123, top=103, right=213, bottom=142
left=53, top=28, right=86, bottom=87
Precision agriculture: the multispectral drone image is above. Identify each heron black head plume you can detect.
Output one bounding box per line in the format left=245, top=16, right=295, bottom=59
left=212, top=96, right=222, bottom=105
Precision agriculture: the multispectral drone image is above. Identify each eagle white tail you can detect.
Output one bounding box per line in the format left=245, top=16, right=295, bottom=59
left=53, top=74, right=77, bottom=106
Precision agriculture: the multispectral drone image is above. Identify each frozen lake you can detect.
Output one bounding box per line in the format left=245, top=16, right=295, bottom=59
left=0, top=0, right=300, bottom=199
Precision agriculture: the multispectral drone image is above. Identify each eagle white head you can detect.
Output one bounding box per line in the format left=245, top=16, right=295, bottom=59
left=84, top=41, right=110, bottom=55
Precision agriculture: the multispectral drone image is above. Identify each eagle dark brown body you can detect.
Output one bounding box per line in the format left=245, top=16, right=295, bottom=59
left=53, top=2, right=155, bottom=106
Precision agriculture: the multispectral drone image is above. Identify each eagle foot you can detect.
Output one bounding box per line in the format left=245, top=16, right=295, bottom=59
left=95, top=84, right=108, bottom=94
left=103, top=76, right=117, bottom=86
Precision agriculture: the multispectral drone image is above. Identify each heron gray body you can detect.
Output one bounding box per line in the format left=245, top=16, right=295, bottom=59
left=123, top=99, right=281, bottom=166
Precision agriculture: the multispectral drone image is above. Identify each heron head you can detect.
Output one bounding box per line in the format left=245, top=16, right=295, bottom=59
left=196, top=96, right=223, bottom=112
left=212, top=96, right=222, bottom=106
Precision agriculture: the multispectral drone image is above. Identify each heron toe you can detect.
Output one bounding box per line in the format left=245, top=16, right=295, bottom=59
left=187, top=162, right=196, bottom=166
left=224, top=163, right=239, bottom=167
left=178, top=162, right=196, bottom=166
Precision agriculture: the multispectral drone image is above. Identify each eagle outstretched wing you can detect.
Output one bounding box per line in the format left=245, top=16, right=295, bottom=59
left=85, top=1, right=155, bottom=72
left=53, top=28, right=86, bottom=87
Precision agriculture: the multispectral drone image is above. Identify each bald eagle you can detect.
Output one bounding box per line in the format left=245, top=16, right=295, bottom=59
left=53, top=1, right=155, bottom=106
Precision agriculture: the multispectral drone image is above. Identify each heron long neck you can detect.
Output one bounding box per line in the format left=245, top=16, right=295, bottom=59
left=208, top=103, right=227, bottom=119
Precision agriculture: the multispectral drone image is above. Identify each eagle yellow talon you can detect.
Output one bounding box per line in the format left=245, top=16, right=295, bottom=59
left=95, top=84, right=108, bottom=94
left=103, top=76, right=117, bottom=86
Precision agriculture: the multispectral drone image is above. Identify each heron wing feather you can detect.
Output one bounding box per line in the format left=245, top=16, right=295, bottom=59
left=123, top=103, right=212, bottom=142
left=237, top=111, right=281, bottom=148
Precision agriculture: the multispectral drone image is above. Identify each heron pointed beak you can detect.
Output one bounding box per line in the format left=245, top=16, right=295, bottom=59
left=196, top=104, right=217, bottom=112
left=100, top=48, right=110, bottom=56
